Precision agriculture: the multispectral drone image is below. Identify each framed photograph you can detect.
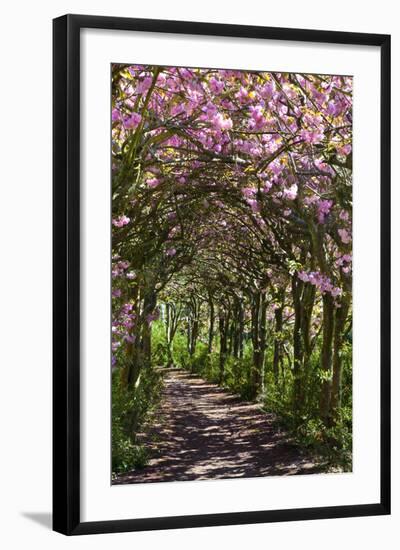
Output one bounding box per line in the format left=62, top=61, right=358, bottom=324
left=53, top=14, right=391, bottom=535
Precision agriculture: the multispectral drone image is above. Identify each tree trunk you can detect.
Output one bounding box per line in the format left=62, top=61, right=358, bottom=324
left=166, top=302, right=179, bottom=367
left=238, top=304, right=244, bottom=359
left=330, top=293, right=351, bottom=419
left=165, top=303, right=172, bottom=367
left=208, top=298, right=214, bottom=353
left=258, top=293, right=267, bottom=395
left=141, top=290, right=157, bottom=367
left=319, top=293, right=335, bottom=421
left=233, top=300, right=244, bottom=359
left=190, top=317, right=199, bottom=356
left=292, top=277, right=304, bottom=411
left=273, top=305, right=283, bottom=386
left=219, top=312, right=228, bottom=384
left=250, top=292, right=266, bottom=399
left=301, top=283, right=316, bottom=407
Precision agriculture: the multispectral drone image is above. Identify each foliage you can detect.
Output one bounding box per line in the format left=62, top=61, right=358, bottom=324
left=112, top=367, right=163, bottom=475
left=151, top=320, right=169, bottom=365
left=263, top=342, right=352, bottom=468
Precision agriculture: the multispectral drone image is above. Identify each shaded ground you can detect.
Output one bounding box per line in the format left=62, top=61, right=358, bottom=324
left=114, top=368, right=324, bottom=484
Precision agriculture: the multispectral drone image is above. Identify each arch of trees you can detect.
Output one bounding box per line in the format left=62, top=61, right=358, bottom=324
left=111, top=64, right=352, bottom=472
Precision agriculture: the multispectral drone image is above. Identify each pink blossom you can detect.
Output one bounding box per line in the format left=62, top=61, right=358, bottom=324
left=146, top=177, right=160, bottom=188
left=236, top=86, right=249, bottom=103
left=270, top=160, right=284, bottom=176
left=246, top=198, right=260, bottom=213
left=326, top=101, right=339, bottom=117
left=317, top=199, right=333, bottom=223
left=112, top=108, right=120, bottom=121
left=336, top=144, right=352, bottom=156
left=261, top=180, right=273, bottom=193
left=304, top=195, right=319, bottom=206
left=331, top=287, right=342, bottom=298
left=300, top=128, right=324, bottom=144
left=338, top=228, right=351, bottom=244
left=297, top=271, right=309, bottom=283
left=297, top=270, right=341, bottom=298
left=166, top=248, right=177, bottom=257
left=137, top=76, right=153, bottom=94
left=260, top=81, right=275, bottom=100
left=241, top=187, right=256, bottom=198
left=112, top=215, right=130, bottom=228
left=284, top=183, right=298, bottom=201
left=202, top=101, right=217, bottom=119
left=212, top=113, right=233, bottom=131
left=124, top=112, right=142, bottom=129
left=209, top=77, right=224, bottom=94
left=249, top=105, right=267, bottom=130
left=168, top=227, right=178, bottom=238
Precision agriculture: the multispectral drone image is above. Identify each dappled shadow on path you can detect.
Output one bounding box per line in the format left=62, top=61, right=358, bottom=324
left=114, top=369, right=323, bottom=484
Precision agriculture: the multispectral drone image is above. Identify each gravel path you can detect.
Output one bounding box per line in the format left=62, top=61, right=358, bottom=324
left=114, top=368, right=321, bottom=484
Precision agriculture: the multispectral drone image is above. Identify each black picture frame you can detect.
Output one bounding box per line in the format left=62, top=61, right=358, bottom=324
left=53, top=14, right=391, bottom=536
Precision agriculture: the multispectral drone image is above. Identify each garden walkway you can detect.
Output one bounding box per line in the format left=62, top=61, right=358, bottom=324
left=114, top=368, right=321, bottom=484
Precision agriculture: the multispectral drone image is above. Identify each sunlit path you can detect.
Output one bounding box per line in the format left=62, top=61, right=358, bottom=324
left=114, top=368, right=322, bottom=484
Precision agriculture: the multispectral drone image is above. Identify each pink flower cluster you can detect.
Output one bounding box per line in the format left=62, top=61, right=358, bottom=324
left=335, top=253, right=352, bottom=274
left=146, top=177, right=160, bottom=188
left=317, top=199, right=333, bottom=223
left=212, top=112, right=233, bottom=131
left=112, top=215, right=130, bottom=228
left=300, top=128, right=324, bottom=144
left=297, top=270, right=342, bottom=298
left=124, top=112, right=142, bottom=129
left=112, top=302, right=138, bottom=366
left=248, top=105, right=267, bottom=130
left=112, top=260, right=130, bottom=278
left=338, top=228, right=351, bottom=244
left=209, top=77, right=224, bottom=94
left=246, top=198, right=260, bottom=213
left=283, top=183, right=298, bottom=201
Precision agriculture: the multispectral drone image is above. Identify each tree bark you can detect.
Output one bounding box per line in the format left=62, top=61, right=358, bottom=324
left=218, top=312, right=228, bottom=384
left=250, top=292, right=266, bottom=399
left=319, top=293, right=335, bottom=420
left=166, top=302, right=180, bottom=367
left=273, top=305, right=283, bottom=386
left=330, top=293, right=351, bottom=419
left=208, top=298, right=214, bottom=354
left=141, top=289, right=157, bottom=367
left=292, top=277, right=304, bottom=411
left=301, top=283, right=316, bottom=406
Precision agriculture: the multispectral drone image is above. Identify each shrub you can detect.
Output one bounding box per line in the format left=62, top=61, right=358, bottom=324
left=112, top=366, right=163, bottom=476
